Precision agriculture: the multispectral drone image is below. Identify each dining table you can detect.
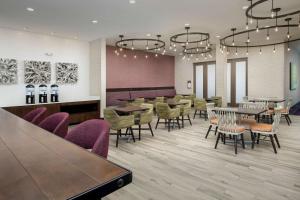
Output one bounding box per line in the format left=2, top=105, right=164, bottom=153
left=167, top=99, right=188, bottom=108
left=114, top=105, right=148, bottom=114
left=0, top=108, right=132, bottom=200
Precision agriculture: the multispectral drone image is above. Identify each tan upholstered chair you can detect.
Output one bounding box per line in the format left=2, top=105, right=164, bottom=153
left=193, top=98, right=207, bottom=119
left=155, top=102, right=181, bottom=132
left=178, top=99, right=192, bottom=127
left=134, top=103, right=154, bottom=140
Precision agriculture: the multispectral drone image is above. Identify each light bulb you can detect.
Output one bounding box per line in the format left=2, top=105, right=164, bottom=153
left=250, top=18, right=253, bottom=24
left=155, top=53, right=158, bottom=57
left=246, top=51, right=249, bottom=55
left=120, top=48, right=123, bottom=51
left=190, top=54, right=193, bottom=57
left=200, top=41, right=203, bottom=45
left=134, top=55, right=137, bottom=59
left=271, top=12, right=275, bottom=18
left=187, top=57, right=190, bottom=61
left=145, top=55, right=148, bottom=59
left=182, top=56, right=186, bottom=60
left=146, top=46, right=149, bottom=50
left=123, top=54, right=127, bottom=58
left=196, top=57, right=199, bottom=61
left=256, top=27, right=259, bottom=32
left=259, top=49, right=262, bottom=55
left=287, top=34, right=290, bottom=39
left=232, top=42, right=235, bottom=46
left=247, top=38, right=250, bottom=43
left=273, top=49, right=276, bottom=53
left=131, top=46, right=134, bottom=50
left=288, top=47, right=291, bottom=51
left=169, top=46, right=172, bottom=50
left=204, top=56, right=207, bottom=60
left=266, top=35, right=270, bottom=40
left=235, top=52, right=238, bottom=56
left=275, top=27, right=278, bottom=32
left=201, top=53, right=204, bottom=57
left=173, top=44, right=176, bottom=47
left=196, top=48, right=199, bottom=52
left=184, top=49, right=187, bottom=52
left=173, top=48, right=177, bottom=52
left=246, top=24, right=249, bottom=30
left=186, top=41, right=189, bottom=45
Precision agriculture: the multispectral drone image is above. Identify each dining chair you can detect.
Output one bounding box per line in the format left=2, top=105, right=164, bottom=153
left=280, top=99, right=292, bottom=125
left=215, top=109, right=246, bottom=154
left=178, top=99, right=192, bottom=128
left=23, top=107, right=47, bottom=125
left=183, top=94, right=196, bottom=106
left=238, top=102, right=258, bottom=126
left=104, top=108, right=135, bottom=147
left=132, top=98, right=145, bottom=105
left=155, top=102, right=181, bottom=132
left=193, top=98, right=207, bottom=119
left=134, top=103, right=154, bottom=140
left=173, top=95, right=183, bottom=102
left=250, top=109, right=281, bottom=153
left=205, top=103, right=218, bottom=139
left=38, top=112, right=69, bottom=138
left=211, top=96, right=222, bottom=107
left=65, top=119, right=110, bottom=158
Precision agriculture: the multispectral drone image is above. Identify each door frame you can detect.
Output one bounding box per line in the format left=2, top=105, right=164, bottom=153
left=227, top=57, right=248, bottom=106
left=193, top=61, right=216, bottom=99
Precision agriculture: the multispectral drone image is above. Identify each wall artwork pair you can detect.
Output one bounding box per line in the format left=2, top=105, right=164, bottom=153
left=0, top=58, right=78, bottom=85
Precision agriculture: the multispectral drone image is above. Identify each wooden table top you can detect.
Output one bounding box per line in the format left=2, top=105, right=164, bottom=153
left=213, top=107, right=267, bottom=115
left=114, top=105, right=148, bottom=114
left=0, top=108, right=132, bottom=200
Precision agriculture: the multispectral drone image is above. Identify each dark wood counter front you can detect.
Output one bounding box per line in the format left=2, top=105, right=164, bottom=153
left=0, top=108, right=132, bottom=200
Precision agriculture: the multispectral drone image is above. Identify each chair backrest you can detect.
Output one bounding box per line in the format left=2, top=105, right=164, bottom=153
left=194, top=98, right=207, bottom=109
left=211, top=96, right=222, bottom=107
left=155, top=96, right=164, bottom=103
left=65, top=119, right=110, bottom=158
left=156, top=102, right=170, bottom=118
left=180, top=99, right=192, bottom=108
left=174, top=95, right=183, bottom=102
left=23, top=107, right=47, bottom=125
left=103, top=108, right=120, bottom=124
left=206, top=103, right=216, bottom=119
left=216, top=109, right=239, bottom=133
left=242, top=96, right=248, bottom=102
left=141, top=103, right=154, bottom=113
left=39, top=112, right=69, bottom=138
left=272, top=109, right=281, bottom=133
left=134, top=98, right=145, bottom=104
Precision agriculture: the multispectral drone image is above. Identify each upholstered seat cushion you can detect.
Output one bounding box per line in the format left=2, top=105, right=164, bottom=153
left=280, top=108, right=288, bottom=114
left=210, top=118, right=218, bottom=125
left=251, top=123, right=272, bottom=132
left=219, top=126, right=246, bottom=134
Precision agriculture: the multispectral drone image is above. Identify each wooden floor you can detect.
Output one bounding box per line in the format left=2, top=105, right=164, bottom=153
left=104, top=112, right=300, bottom=200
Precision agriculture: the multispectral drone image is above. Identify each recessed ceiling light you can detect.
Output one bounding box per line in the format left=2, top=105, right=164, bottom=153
left=242, top=6, right=248, bottom=10
left=26, top=7, right=34, bottom=12
left=91, top=20, right=98, bottom=24
left=129, top=0, right=136, bottom=4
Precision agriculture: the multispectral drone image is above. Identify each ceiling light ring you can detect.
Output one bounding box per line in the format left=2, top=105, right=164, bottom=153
left=115, top=37, right=165, bottom=51
left=246, top=0, right=300, bottom=20
left=220, top=23, right=300, bottom=48
left=183, top=46, right=212, bottom=55
left=170, top=32, right=210, bottom=44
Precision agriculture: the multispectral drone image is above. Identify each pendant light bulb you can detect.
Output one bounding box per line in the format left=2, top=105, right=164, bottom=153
left=250, top=18, right=253, bottom=24
left=275, top=27, right=278, bottom=32
left=259, top=48, right=262, bottom=55
left=256, top=27, right=259, bottom=32
left=145, top=54, right=148, bottom=59
left=247, top=38, right=250, bottom=43
left=266, top=35, right=270, bottom=40
left=155, top=53, right=158, bottom=57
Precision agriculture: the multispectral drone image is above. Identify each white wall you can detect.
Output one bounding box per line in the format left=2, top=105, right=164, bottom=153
left=175, top=44, right=286, bottom=100
left=0, top=28, right=90, bottom=107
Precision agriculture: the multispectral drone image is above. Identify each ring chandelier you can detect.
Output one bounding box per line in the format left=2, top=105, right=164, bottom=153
left=169, top=26, right=211, bottom=52
left=220, top=0, right=300, bottom=54
left=114, top=34, right=166, bottom=58
left=181, top=46, right=213, bottom=60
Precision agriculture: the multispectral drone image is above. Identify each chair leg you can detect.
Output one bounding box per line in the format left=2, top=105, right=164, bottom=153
left=176, top=117, right=181, bottom=129
left=129, top=127, right=135, bottom=143
left=223, top=133, right=226, bottom=144
left=215, top=132, right=221, bottom=149
left=257, top=133, right=261, bottom=144
left=214, top=126, right=218, bottom=135
left=241, top=134, right=245, bottom=149
left=148, top=123, right=154, bottom=136
left=250, top=131, right=255, bottom=149
left=168, top=119, right=171, bottom=132
left=205, top=125, right=212, bottom=139
left=188, top=115, right=192, bottom=125
left=193, top=110, right=197, bottom=119
left=138, top=125, right=141, bottom=141
left=181, top=116, right=184, bottom=128
left=270, top=135, right=277, bottom=154
left=234, top=135, right=238, bottom=154
left=125, top=128, right=129, bottom=136
left=116, top=130, right=120, bottom=147
left=287, top=115, right=292, bottom=124
left=155, top=118, right=160, bottom=129
left=285, top=115, right=290, bottom=126
left=274, top=134, right=280, bottom=148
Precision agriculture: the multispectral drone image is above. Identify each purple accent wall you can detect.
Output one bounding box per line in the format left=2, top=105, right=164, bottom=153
left=106, top=46, right=175, bottom=88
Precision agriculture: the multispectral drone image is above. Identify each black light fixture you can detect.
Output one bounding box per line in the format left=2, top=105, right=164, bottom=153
left=220, top=0, right=300, bottom=53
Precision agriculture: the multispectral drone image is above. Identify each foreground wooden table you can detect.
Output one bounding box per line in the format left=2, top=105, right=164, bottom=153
left=0, top=108, right=132, bottom=200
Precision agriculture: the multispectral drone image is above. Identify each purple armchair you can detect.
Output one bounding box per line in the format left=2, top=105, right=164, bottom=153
left=23, top=107, right=47, bottom=125
left=39, top=112, right=69, bottom=138
left=65, top=119, right=110, bottom=158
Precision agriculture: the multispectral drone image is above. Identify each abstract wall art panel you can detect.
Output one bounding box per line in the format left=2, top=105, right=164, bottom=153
left=56, top=62, right=78, bottom=84
left=0, top=58, right=18, bottom=84
left=24, top=61, right=51, bottom=84
left=290, top=62, right=298, bottom=91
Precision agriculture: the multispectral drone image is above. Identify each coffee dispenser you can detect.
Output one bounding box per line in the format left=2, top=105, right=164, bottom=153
left=25, top=84, right=35, bottom=104
left=38, top=84, right=48, bottom=103
left=50, top=84, right=59, bottom=102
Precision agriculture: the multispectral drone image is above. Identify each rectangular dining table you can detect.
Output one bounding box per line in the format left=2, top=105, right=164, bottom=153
left=0, top=108, right=132, bottom=200
left=114, top=105, right=148, bottom=114
left=167, top=99, right=188, bottom=107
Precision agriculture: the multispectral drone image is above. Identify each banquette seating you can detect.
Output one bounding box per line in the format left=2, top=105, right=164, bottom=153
left=106, top=87, right=176, bottom=106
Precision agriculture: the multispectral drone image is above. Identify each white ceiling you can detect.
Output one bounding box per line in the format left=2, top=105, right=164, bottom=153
left=0, top=0, right=299, bottom=49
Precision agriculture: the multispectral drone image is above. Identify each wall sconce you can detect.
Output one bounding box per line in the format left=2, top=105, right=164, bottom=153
left=187, top=80, right=192, bottom=89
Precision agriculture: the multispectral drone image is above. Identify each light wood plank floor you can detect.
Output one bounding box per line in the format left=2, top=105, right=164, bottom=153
left=104, top=112, right=300, bottom=200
